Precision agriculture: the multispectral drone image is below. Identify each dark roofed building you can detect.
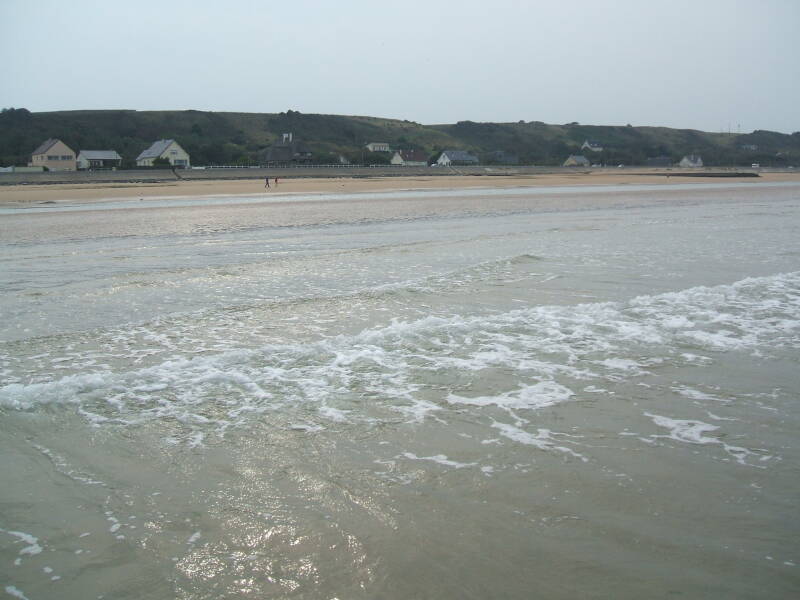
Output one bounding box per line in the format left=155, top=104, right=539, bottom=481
left=263, top=133, right=313, bottom=165
left=391, top=149, right=429, bottom=166
left=77, top=150, right=122, bottom=170
left=437, top=150, right=479, bottom=166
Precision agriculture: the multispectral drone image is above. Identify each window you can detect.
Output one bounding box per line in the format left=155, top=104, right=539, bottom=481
left=170, top=150, right=177, bottom=155
left=47, top=155, right=58, bottom=160
left=61, top=155, right=72, bottom=160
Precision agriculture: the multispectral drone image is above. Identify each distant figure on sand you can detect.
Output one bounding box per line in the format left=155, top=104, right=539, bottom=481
left=265, top=177, right=270, bottom=189
left=275, top=177, right=279, bottom=187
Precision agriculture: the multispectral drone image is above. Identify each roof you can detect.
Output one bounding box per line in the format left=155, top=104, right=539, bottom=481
left=78, top=150, right=122, bottom=160
left=398, top=149, right=428, bottom=162
left=263, top=140, right=313, bottom=162
left=31, top=138, right=62, bottom=155
left=583, top=140, right=603, bottom=147
left=137, top=139, right=176, bottom=160
left=565, top=154, right=591, bottom=165
left=442, top=150, right=478, bottom=162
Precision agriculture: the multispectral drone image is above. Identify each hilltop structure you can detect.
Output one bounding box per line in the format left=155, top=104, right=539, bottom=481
left=29, top=138, right=76, bottom=171
left=581, top=140, right=604, bottom=152
left=365, top=142, right=391, bottom=152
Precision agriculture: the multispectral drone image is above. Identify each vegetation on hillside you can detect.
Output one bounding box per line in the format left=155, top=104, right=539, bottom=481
left=1, top=107, right=798, bottom=167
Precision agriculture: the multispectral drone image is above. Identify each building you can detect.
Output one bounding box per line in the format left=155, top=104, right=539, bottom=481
left=679, top=154, right=703, bottom=167
left=645, top=156, right=672, bottom=167
left=390, top=149, right=429, bottom=166
left=136, top=139, right=190, bottom=167
left=365, top=142, right=391, bottom=152
left=437, top=150, right=479, bottom=166
left=77, top=150, right=122, bottom=170
left=263, top=133, right=313, bottom=165
left=29, top=139, right=77, bottom=171
left=581, top=140, right=604, bottom=152
left=563, top=154, right=591, bottom=167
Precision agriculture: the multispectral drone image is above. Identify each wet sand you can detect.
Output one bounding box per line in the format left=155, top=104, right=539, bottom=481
left=2, top=171, right=797, bottom=207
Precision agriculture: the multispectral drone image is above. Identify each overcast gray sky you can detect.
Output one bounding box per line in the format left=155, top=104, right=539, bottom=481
left=2, top=0, right=798, bottom=132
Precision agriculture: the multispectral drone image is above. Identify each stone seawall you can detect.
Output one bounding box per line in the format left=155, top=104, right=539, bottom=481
left=0, top=165, right=766, bottom=186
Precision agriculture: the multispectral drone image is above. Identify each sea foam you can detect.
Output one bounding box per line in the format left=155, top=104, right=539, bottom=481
left=1, top=273, right=797, bottom=455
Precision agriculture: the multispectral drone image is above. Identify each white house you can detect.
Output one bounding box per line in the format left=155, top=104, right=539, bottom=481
left=581, top=140, right=603, bottom=152
left=679, top=154, right=703, bottom=168
left=437, top=150, right=479, bottom=166
left=136, top=139, right=190, bottom=167
left=365, top=142, right=391, bottom=152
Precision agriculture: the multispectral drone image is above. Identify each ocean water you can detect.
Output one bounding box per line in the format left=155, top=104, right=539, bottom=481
left=1, top=181, right=799, bottom=599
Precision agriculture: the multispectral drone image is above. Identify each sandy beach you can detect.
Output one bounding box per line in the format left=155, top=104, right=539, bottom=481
left=2, top=171, right=799, bottom=207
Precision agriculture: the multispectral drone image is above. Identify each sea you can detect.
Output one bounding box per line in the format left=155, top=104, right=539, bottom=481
left=1, top=180, right=799, bottom=599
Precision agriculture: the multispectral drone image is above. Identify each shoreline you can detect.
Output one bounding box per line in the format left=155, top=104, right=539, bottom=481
left=1, top=171, right=799, bottom=208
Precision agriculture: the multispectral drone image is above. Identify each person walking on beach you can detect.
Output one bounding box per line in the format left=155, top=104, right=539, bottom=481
left=264, top=176, right=270, bottom=189
left=274, top=177, right=279, bottom=187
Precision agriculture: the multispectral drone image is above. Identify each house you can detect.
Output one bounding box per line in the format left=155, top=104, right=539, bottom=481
left=77, top=150, right=122, bottom=170
left=437, top=150, right=479, bottom=166
left=563, top=154, right=591, bottom=167
left=645, top=156, right=672, bottom=167
left=390, top=149, right=429, bottom=166
left=740, top=144, right=758, bottom=151
left=679, top=154, right=703, bottom=167
left=263, top=133, right=313, bottom=165
left=365, top=142, right=391, bottom=152
left=136, top=139, right=190, bottom=167
left=29, top=138, right=76, bottom=171
left=581, top=140, right=604, bottom=152
left=485, top=150, right=519, bottom=165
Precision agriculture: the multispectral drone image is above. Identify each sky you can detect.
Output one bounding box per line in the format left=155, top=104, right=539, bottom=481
left=1, top=0, right=798, bottom=133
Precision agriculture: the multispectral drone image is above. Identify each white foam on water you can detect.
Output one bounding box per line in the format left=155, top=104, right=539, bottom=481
left=491, top=422, right=587, bottom=462
left=0, top=530, right=43, bottom=561
left=672, top=385, right=730, bottom=403
left=1, top=272, right=798, bottom=466
left=187, top=531, right=202, bottom=544
left=645, top=413, right=762, bottom=466
left=447, top=382, right=573, bottom=410
left=30, top=443, right=105, bottom=486
left=4, top=587, right=31, bottom=600
left=400, top=453, right=477, bottom=469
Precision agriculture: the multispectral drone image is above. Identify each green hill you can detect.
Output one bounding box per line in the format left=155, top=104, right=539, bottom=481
left=1, top=107, right=798, bottom=167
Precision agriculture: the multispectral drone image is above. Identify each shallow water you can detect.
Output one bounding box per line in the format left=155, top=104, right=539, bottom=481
left=1, top=182, right=799, bottom=599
